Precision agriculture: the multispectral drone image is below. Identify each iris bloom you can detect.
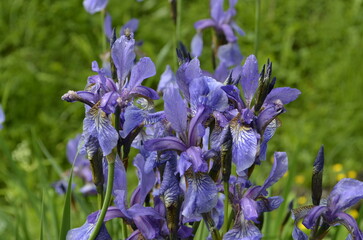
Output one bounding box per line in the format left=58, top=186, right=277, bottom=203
left=221, top=55, right=300, bottom=175
left=224, top=152, right=288, bottom=240
left=292, top=178, right=363, bottom=240
left=192, top=0, right=244, bottom=57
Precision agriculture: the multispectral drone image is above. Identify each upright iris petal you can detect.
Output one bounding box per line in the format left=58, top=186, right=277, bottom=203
left=240, top=55, right=259, bottom=106
left=164, top=87, right=187, bottom=134
left=111, top=34, right=136, bottom=82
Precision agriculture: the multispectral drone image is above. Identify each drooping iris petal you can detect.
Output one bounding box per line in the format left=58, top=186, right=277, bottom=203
left=223, top=213, right=262, bottom=240
left=66, top=134, right=88, bottom=166
left=264, top=87, right=301, bottom=105
left=231, top=21, right=245, bottom=36
left=120, top=106, right=145, bottom=138
left=66, top=222, right=111, bottom=240
left=127, top=204, right=166, bottom=239
left=241, top=55, right=259, bottom=106
left=302, top=205, right=327, bottom=229
left=256, top=100, right=285, bottom=133
left=127, top=57, right=156, bottom=91
left=144, top=136, right=188, bottom=152
left=83, top=106, right=118, bottom=156
left=83, top=0, right=109, bottom=14
left=160, top=158, right=183, bottom=208
left=114, top=190, right=132, bottom=220
left=111, top=35, right=136, bottom=82
left=259, top=152, right=288, bottom=194
left=230, top=120, right=258, bottom=175
left=130, top=154, right=155, bottom=205
left=194, top=19, right=216, bottom=30
left=258, top=120, right=277, bottom=162
left=164, top=87, right=187, bottom=134
left=130, top=86, right=159, bottom=100
left=182, top=173, right=218, bottom=218
left=120, top=18, right=139, bottom=35
left=292, top=224, right=308, bottom=240
left=328, top=178, right=363, bottom=211
left=191, top=32, right=203, bottom=57
left=103, top=156, right=127, bottom=196
left=241, top=197, right=259, bottom=222
left=221, top=85, right=245, bottom=111
left=335, top=212, right=363, bottom=239
left=256, top=196, right=283, bottom=213
left=218, top=43, right=243, bottom=67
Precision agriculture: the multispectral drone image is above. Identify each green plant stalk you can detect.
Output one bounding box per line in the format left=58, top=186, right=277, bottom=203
left=88, top=156, right=115, bottom=240
left=254, top=0, right=261, bottom=58
left=122, top=219, right=128, bottom=240
left=222, top=181, right=230, bottom=236
left=100, top=10, right=107, bottom=53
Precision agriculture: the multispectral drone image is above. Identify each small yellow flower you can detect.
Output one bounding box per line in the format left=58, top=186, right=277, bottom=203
left=298, top=221, right=308, bottom=231
left=284, top=171, right=289, bottom=178
left=332, top=163, right=343, bottom=172
left=347, top=170, right=358, bottom=179
left=295, top=175, right=305, bottom=184
left=336, top=173, right=346, bottom=181
left=348, top=209, right=359, bottom=219
left=297, top=196, right=307, bottom=205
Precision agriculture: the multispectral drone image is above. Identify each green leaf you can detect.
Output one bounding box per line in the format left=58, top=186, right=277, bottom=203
left=59, top=170, right=73, bottom=240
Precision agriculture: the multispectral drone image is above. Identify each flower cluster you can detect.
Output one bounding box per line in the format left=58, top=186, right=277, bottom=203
left=60, top=0, right=363, bottom=239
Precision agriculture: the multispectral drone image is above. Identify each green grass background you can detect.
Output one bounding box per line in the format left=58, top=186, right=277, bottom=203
left=1, top=0, right=363, bottom=239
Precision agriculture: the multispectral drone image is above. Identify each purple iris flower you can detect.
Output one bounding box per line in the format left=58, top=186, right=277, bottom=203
left=224, top=152, right=288, bottom=240
left=83, top=0, right=108, bottom=14
left=192, top=0, right=244, bottom=57
left=0, top=105, right=4, bottom=129
left=221, top=55, right=300, bottom=175
left=292, top=178, right=363, bottom=240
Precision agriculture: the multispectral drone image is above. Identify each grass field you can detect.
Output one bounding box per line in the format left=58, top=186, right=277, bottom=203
left=0, top=0, right=362, bottom=239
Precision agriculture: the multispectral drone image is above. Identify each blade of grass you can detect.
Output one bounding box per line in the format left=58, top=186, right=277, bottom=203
left=40, top=189, right=45, bottom=240
left=59, top=170, right=74, bottom=240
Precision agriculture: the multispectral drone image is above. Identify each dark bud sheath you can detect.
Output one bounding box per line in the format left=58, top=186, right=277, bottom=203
left=176, top=41, right=192, bottom=64
left=312, top=145, right=324, bottom=206
left=254, top=60, right=276, bottom=112
left=169, top=0, right=177, bottom=25
left=221, top=126, right=232, bottom=183
left=89, top=149, right=104, bottom=196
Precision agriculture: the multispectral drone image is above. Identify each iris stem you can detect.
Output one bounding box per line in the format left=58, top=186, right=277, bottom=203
left=100, top=10, right=107, bottom=53
left=88, top=155, right=115, bottom=240
left=254, top=0, right=261, bottom=58
left=222, top=181, right=230, bottom=236
left=121, top=219, right=128, bottom=240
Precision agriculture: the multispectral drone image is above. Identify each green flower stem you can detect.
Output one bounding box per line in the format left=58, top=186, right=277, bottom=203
left=88, top=154, right=115, bottom=240
left=222, top=180, right=230, bottom=236
left=254, top=0, right=261, bottom=58
left=122, top=219, right=128, bottom=240
left=100, top=10, right=107, bottom=53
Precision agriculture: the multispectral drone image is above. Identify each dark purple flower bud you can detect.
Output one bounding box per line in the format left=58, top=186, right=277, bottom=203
left=312, top=145, right=324, bottom=206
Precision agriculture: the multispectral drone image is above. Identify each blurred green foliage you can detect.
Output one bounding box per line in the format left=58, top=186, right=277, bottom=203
left=0, top=0, right=363, bottom=239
